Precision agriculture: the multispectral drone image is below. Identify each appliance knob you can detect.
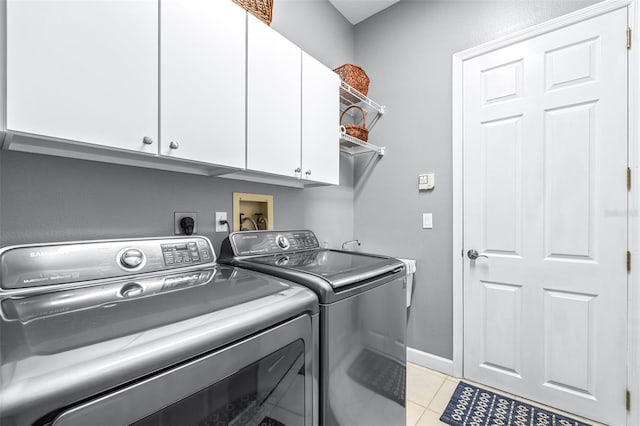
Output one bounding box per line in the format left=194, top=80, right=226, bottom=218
left=276, top=235, right=290, bottom=250
left=120, top=248, right=145, bottom=269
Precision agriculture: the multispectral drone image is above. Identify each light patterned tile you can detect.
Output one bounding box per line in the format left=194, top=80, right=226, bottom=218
left=416, top=409, right=447, bottom=426
left=408, top=362, right=448, bottom=380
left=407, top=364, right=446, bottom=407
left=446, top=377, right=461, bottom=385
left=406, top=400, right=426, bottom=426
left=427, top=378, right=459, bottom=414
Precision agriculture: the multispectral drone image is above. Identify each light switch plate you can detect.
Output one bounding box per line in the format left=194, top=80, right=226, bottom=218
left=215, top=212, right=228, bottom=233
left=422, top=213, right=433, bottom=229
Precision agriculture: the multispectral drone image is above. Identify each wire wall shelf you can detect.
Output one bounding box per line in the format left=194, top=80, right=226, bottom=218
left=339, top=128, right=385, bottom=156
left=339, top=81, right=385, bottom=131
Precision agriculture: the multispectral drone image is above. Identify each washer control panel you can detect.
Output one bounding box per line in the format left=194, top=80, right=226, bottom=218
left=229, top=230, right=319, bottom=256
left=161, top=240, right=212, bottom=266
left=0, top=236, right=216, bottom=291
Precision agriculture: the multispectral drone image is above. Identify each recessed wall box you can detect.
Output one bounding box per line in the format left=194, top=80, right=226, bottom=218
left=233, top=192, right=274, bottom=232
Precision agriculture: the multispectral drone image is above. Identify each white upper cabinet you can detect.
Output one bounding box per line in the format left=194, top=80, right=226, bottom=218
left=160, top=0, right=245, bottom=168
left=246, top=15, right=302, bottom=178
left=301, top=53, right=340, bottom=185
left=6, top=0, right=158, bottom=154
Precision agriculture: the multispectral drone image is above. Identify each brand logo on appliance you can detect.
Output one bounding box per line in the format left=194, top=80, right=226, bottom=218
left=29, top=248, right=71, bottom=258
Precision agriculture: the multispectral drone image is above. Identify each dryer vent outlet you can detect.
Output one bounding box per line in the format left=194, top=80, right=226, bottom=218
left=174, top=212, right=198, bottom=235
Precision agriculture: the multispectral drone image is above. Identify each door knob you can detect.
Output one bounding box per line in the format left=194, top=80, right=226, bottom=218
left=142, top=136, right=153, bottom=145
left=305, top=170, right=312, bottom=176
left=294, top=167, right=301, bottom=173
left=467, top=249, right=488, bottom=260
left=169, top=141, right=179, bottom=150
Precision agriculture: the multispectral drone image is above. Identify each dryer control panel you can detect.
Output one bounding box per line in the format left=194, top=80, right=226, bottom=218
left=226, top=230, right=319, bottom=256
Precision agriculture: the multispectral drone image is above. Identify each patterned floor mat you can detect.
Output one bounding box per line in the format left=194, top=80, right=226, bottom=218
left=440, top=382, right=592, bottom=426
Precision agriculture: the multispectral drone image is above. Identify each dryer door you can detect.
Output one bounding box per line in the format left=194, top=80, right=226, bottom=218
left=52, top=314, right=316, bottom=426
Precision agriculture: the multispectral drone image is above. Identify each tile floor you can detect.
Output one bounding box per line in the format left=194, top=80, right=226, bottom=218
left=405, top=363, right=602, bottom=426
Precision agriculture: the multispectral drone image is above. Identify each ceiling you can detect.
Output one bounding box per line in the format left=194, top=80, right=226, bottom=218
left=327, top=0, right=402, bottom=25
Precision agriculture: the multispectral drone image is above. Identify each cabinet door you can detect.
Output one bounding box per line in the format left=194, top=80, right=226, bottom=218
left=247, top=15, right=302, bottom=178
left=301, top=53, right=340, bottom=185
left=6, top=0, right=158, bottom=153
left=161, top=0, right=245, bottom=167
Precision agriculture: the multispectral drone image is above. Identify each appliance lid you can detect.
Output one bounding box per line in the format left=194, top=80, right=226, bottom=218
left=248, top=249, right=402, bottom=289
left=0, top=264, right=317, bottom=422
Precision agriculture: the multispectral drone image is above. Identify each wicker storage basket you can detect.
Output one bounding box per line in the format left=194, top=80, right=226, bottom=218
left=232, top=0, right=273, bottom=25
left=333, top=64, right=370, bottom=96
left=340, top=105, right=368, bottom=146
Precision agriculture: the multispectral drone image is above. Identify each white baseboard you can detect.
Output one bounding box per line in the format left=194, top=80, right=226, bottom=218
left=407, top=347, right=455, bottom=376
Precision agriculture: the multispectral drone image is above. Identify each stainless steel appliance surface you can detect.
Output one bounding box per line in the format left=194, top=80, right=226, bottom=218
left=219, top=230, right=407, bottom=426
left=0, top=236, right=319, bottom=426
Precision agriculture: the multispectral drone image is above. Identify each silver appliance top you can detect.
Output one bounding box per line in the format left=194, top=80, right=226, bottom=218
left=219, top=230, right=405, bottom=302
left=0, top=237, right=318, bottom=425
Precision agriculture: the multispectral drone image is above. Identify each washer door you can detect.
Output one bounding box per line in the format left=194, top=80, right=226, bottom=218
left=52, top=314, right=315, bottom=426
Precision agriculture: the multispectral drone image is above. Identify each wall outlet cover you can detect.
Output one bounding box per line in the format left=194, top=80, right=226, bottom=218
left=215, top=212, right=228, bottom=233
left=174, top=212, right=198, bottom=235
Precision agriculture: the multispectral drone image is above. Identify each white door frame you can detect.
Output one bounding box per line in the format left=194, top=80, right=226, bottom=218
left=452, top=0, right=640, bottom=423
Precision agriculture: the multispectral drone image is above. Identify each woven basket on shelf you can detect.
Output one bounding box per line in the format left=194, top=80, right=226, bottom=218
left=340, top=105, right=368, bottom=146
left=333, top=64, right=370, bottom=96
left=232, top=0, right=273, bottom=25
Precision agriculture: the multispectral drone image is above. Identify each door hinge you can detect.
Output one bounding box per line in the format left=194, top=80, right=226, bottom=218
left=628, top=251, right=632, bottom=272
left=628, top=167, right=632, bottom=191
left=627, top=389, right=631, bottom=412
left=628, top=27, right=632, bottom=49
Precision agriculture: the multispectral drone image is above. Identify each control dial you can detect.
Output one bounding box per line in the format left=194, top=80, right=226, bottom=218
left=120, top=248, right=145, bottom=269
left=276, top=235, right=290, bottom=250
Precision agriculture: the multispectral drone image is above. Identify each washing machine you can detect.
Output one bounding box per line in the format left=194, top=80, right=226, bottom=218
left=219, top=230, right=406, bottom=426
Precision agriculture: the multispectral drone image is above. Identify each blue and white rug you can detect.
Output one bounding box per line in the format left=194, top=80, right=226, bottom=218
left=440, top=382, right=592, bottom=426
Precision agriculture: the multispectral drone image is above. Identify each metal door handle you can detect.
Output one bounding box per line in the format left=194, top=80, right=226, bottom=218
left=467, top=249, right=488, bottom=260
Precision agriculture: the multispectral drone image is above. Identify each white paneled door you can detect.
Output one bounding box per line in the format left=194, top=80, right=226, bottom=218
left=462, top=8, right=628, bottom=424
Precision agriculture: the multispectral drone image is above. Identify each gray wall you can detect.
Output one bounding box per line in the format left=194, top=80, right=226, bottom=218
left=352, top=0, right=600, bottom=359
left=273, top=0, right=357, bottom=249
left=0, top=0, right=355, bottom=252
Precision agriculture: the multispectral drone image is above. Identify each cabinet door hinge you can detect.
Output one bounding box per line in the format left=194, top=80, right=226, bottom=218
left=628, top=27, right=632, bottom=49
left=627, top=389, right=631, bottom=412
left=628, top=168, right=632, bottom=190
left=628, top=251, right=632, bottom=272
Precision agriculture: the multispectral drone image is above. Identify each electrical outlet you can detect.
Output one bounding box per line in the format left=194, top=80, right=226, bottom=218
left=215, top=212, right=228, bottom=233
left=174, top=212, right=197, bottom=235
